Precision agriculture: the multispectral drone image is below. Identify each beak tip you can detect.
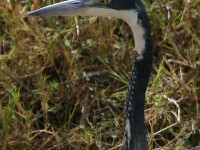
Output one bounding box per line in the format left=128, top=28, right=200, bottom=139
left=27, top=11, right=39, bottom=16
left=27, top=11, right=35, bottom=16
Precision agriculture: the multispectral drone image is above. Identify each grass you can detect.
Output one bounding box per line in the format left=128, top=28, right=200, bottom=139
left=0, top=0, right=199, bottom=149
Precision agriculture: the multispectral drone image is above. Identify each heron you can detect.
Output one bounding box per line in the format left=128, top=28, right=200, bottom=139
left=28, top=0, right=153, bottom=149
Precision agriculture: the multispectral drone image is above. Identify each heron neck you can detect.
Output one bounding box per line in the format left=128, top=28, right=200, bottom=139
left=124, top=8, right=153, bottom=150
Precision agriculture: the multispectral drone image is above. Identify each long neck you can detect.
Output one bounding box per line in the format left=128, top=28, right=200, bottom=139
left=124, top=2, right=153, bottom=150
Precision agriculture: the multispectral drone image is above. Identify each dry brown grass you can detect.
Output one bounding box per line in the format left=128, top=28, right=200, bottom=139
left=0, top=0, right=199, bottom=149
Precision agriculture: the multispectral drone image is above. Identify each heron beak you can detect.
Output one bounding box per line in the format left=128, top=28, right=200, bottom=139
left=27, top=0, right=89, bottom=16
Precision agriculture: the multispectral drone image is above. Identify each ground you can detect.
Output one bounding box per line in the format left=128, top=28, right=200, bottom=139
left=0, top=0, right=199, bottom=149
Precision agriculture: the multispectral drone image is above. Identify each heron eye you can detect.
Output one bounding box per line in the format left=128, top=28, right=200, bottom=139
left=99, top=0, right=111, bottom=5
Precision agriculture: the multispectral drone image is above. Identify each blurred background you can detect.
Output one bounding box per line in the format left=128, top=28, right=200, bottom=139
left=0, top=0, right=199, bottom=149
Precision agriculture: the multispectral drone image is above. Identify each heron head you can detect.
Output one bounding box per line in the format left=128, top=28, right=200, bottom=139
left=27, top=0, right=137, bottom=21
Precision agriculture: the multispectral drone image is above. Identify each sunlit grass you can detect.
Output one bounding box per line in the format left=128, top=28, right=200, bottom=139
left=0, top=0, right=199, bottom=149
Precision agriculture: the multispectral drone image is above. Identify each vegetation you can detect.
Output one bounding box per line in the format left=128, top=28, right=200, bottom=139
left=0, top=0, right=199, bottom=149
